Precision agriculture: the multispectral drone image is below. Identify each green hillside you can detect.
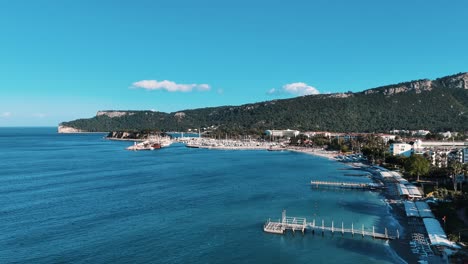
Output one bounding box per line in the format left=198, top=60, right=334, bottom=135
left=60, top=73, right=468, bottom=133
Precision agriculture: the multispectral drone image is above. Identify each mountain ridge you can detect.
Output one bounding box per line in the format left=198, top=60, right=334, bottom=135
left=60, top=72, right=468, bottom=133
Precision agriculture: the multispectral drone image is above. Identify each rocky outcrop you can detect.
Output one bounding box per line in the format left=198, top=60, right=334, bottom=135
left=364, top=79, right=433, bottom=95
left=107, top=131, right=146, bottom=140
left=362, top=72, right=468, bottom=96
left=384, top=79, right=433, bottom=95
left=174, top=112, right=186, bottom=119
left=324, top=93, right=354, bottom=98
left=96, top=111, right=135, bottom=118
left=436, top=72, right=468, bottom=90
left=58, top=125, right=86, bottom=133
left=106, top=131, right=170, bottom=141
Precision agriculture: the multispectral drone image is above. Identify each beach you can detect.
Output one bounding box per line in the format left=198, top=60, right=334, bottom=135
left=285, top=147, right=339, bottom=160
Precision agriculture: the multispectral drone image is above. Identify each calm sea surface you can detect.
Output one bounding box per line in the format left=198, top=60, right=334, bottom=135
left=0, top=128, right=404, bottom=263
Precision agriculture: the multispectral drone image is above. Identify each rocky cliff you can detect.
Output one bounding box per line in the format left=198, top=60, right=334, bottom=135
left=96, top=111, right=135, bottom=118
left=58, top=125, right=86, bottom=133
left=362, top=72, right=468, bottom=96
left=436, top=72, right=468, bottom=90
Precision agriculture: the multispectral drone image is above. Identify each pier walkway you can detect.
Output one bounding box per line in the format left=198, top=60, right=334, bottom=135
left=310, top=180, right=384, bottom=190
left=264, top=210, right=397, bottom=240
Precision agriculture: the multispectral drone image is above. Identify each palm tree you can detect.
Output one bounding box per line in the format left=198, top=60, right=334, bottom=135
left=448, top=161, right=463, bottom=192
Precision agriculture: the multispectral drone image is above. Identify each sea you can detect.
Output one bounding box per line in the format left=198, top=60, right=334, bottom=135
left=0, top=127, right=405, bottom=263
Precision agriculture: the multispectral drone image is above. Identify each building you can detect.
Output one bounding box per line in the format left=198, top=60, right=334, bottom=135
left=412, top=130, right=431, bottom=136
left=430, top=150, right=449, bottom=168
left=265, top=129, right=300, bottom=138
left=463, top=148, right=468, bottom=164
left=439, top=131, right=458, bottom=138
left=389, top=143, right=413, bottom=157
left=397, top=184, right=422, bottom=199
left=379, top=134, right=396, bottom=143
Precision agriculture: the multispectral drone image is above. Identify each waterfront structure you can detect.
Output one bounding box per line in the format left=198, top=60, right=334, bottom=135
left=310, top=180, right=384, bottom=190
left=264, top=210, right=396, bottom=240
left=397, top=184, right=423, bottom=199
left=389, top=143, right=413, bottom=157
left=265, top=129, right=300, bottom=138
left=419, top=141, right=467, bottom=147
left=423, top=218, right=460, bottom=248
left=389, top=130, right=430, bottom=136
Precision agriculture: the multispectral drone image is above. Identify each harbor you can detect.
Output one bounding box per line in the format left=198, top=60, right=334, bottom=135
left=126, top=135, right=172, bottom=151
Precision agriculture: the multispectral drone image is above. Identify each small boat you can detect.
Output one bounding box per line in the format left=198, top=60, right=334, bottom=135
left=150, top=143, right=162, bottom=149
left=267, top=146, right=284, bottom=151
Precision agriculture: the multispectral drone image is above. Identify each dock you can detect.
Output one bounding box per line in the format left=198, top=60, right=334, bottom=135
left=310, top=180, right=384, bottom=190
left=264, top=210, right=397, bottom=240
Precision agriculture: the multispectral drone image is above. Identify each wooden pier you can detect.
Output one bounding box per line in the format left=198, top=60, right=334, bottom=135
left=264, top=210, right=397, bottom=240
left=310, top=180, right=384, bottom=190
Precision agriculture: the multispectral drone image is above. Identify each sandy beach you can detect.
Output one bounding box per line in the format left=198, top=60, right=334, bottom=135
left=184, top=141, right=340, bottom=160
left=284, top=147, right=338, bottom=160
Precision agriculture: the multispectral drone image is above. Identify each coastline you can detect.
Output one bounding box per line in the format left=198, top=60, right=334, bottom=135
left=184, top=141, right=339, bottom=160
left=106, top=137, right=146, bottom=142
left=280, top=147, right=418, bottom=263
left=183, top=143, right=413, bottom=262
left=284, top=147, right=338, bottom=160
left=116, top=139, right=426, bottom=262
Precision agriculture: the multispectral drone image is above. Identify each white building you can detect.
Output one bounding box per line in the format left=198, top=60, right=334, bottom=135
left=412, top=130, right=431, bottom=136
left=389, top=143, right=413, bottom=157
left=379, top=134, right=396, bottom=143
left=439, top=131, right=454, bottom=138
left=430, top=150, right=449, bottom=168
left=265, top=129, right=300, bottom=138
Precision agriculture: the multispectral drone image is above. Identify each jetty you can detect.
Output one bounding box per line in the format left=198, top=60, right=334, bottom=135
left=264, top=210, right=397, bottom=240
left=310, top=180, right=384, bottom=190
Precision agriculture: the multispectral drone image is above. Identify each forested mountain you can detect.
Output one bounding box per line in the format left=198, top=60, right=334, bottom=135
left=60, top=73, right=468, bottom=133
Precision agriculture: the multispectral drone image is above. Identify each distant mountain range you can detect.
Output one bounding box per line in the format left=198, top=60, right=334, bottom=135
left=59, top=72, right=468, bottom=133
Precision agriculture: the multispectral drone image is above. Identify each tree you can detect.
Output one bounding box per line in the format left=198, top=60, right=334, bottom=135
left=405, top=155, right=430, bottom=181
left=448, top=161, right=463, bottom=192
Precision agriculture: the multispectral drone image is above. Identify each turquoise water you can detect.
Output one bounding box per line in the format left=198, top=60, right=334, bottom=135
left=0, top=128, right=403, bottom=263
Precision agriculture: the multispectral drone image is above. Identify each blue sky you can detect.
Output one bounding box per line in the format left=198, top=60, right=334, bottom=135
left=1, top=0, right=467, bottom=126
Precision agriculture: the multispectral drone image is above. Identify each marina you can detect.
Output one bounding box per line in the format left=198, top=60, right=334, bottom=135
left=126, top=136, right=172, bottom=151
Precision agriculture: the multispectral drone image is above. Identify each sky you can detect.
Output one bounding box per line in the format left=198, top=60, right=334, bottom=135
left=1, top=0, right=467, bottom=126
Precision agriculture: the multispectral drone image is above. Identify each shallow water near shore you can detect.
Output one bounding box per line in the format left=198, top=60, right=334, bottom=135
left=0, top=128, right=405, bottom=263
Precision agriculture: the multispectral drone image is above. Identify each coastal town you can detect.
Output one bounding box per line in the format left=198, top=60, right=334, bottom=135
left=4, top=1, right=468, bottom=263
left=113, top=128, right=468, bottom=262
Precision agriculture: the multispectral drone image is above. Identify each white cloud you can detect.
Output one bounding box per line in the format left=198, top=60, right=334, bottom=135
left=268, top=82, right=320, bottom=96
left=1, top=112, right=11, bottom=118
left=131, top=80, right=211, bottom=92
left=217, top=88, right=224, bottom=94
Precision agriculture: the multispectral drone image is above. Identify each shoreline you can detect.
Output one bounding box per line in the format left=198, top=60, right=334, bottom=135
left=184, top=142, right=340, bottom=160
left=284, top=147, right=338, bottom=160
left=183, top=143, right=414, bottom=261
left=114, top=140, right=425, bottom=262
left=106, top=137, right=146, bottom=142
left=281, top=147, right=419, bottom=263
